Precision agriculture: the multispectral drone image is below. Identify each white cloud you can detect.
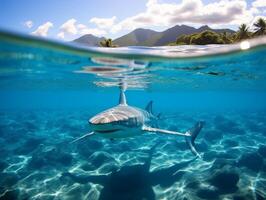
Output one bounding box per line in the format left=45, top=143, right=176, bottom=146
left=77, top=24, right=87, bottom=30
left=90, top=16, right=116, bottom=29
left=111, top=0, right=259, bottom=33
left=60, top=18, right=77, bottom=35
left=249, top=7, right=260, bottom=15
left=57, top=32, right=65, bottom=39
left=252, top=0, right=266, bottom=8
left=57, top=19, right=106, bottom=39
left=24, top=20, right=33, bottom=28
left=77, top=23, right=106, bottom=35
left=32, top=22, right=53, bottom=37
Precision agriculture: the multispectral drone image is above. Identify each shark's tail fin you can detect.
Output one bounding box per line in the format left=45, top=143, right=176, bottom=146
left=185, top=121, right=205, bottom=158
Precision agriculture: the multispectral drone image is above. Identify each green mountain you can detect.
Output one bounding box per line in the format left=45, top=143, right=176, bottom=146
left=72, top=34, right=105, bottom=47
left=113, top=28, right=159, bottom=46
left=145, top=25, right=198, bottom=46
left=115, top=25, right=234, bottom=46
left=73, top=25, right=234, bottom=47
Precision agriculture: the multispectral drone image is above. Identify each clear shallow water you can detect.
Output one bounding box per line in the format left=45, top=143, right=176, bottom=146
left=0, top=31, right=266, bottom=200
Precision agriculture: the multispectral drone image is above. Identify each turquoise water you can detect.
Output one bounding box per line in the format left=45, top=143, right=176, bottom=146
left=0, top=31, right=266, bottom=200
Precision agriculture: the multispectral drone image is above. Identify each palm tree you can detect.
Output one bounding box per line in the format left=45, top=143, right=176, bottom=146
left=237, top=24, right=250, bottom=40
left=253, top=18, right=266, bottom=36
left=100, top=38, right=115, bottom=47
left=221, top=32, right=233, bottom=44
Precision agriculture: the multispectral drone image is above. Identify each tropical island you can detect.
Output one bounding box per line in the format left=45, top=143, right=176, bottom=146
left=73, top=18, right=266, bottom=47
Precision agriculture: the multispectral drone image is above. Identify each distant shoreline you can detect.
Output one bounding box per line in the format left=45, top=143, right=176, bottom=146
left=72, top=18, right=265, bottom=48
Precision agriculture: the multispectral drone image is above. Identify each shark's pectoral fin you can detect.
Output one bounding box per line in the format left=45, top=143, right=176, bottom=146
left=142, top=125, right=189, bottom=137
left=70, top=132, right=94, bottom=144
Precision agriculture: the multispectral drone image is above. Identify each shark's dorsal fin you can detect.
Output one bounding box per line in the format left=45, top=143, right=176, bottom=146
left=119, top=89, right=127, bottom=105
left=145, top=101, right=153, bottom=114
left=119, top=82, right=127, bottom=105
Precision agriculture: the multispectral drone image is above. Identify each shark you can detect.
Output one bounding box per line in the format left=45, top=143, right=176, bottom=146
left=72, top=87, right=204, bottom=158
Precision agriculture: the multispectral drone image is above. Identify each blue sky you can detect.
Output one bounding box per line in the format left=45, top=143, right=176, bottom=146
left=0, top=0, right=265, bottom=40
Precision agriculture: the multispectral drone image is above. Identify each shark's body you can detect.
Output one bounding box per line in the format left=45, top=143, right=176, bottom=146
left=89, top=104, right=153, bottom=138
left=73, top=88, right=204, bottom=157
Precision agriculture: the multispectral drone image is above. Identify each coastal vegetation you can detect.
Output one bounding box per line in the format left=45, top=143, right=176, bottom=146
left=253, top=18, right=266, bottom=36
left=99, top=38, right=117, bottom=47
left=173, top=18, right=266, bottom=45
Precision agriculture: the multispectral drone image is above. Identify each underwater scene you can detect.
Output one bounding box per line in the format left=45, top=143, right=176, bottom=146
left=0, top=31, right=266, bottom=200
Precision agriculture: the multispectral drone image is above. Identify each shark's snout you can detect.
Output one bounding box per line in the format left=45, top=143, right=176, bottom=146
left=89, top=114, right=123, bottom=133
left=89, top=115, right=112, bottom=124
left=88, top=105, right=143, bottom=137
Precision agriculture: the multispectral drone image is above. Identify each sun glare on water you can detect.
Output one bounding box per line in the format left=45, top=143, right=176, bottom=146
left=240, top=41, right=250, bottom=50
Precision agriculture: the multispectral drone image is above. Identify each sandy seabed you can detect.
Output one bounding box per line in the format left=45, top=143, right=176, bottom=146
left=0, top=110, right=265, bottom=200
